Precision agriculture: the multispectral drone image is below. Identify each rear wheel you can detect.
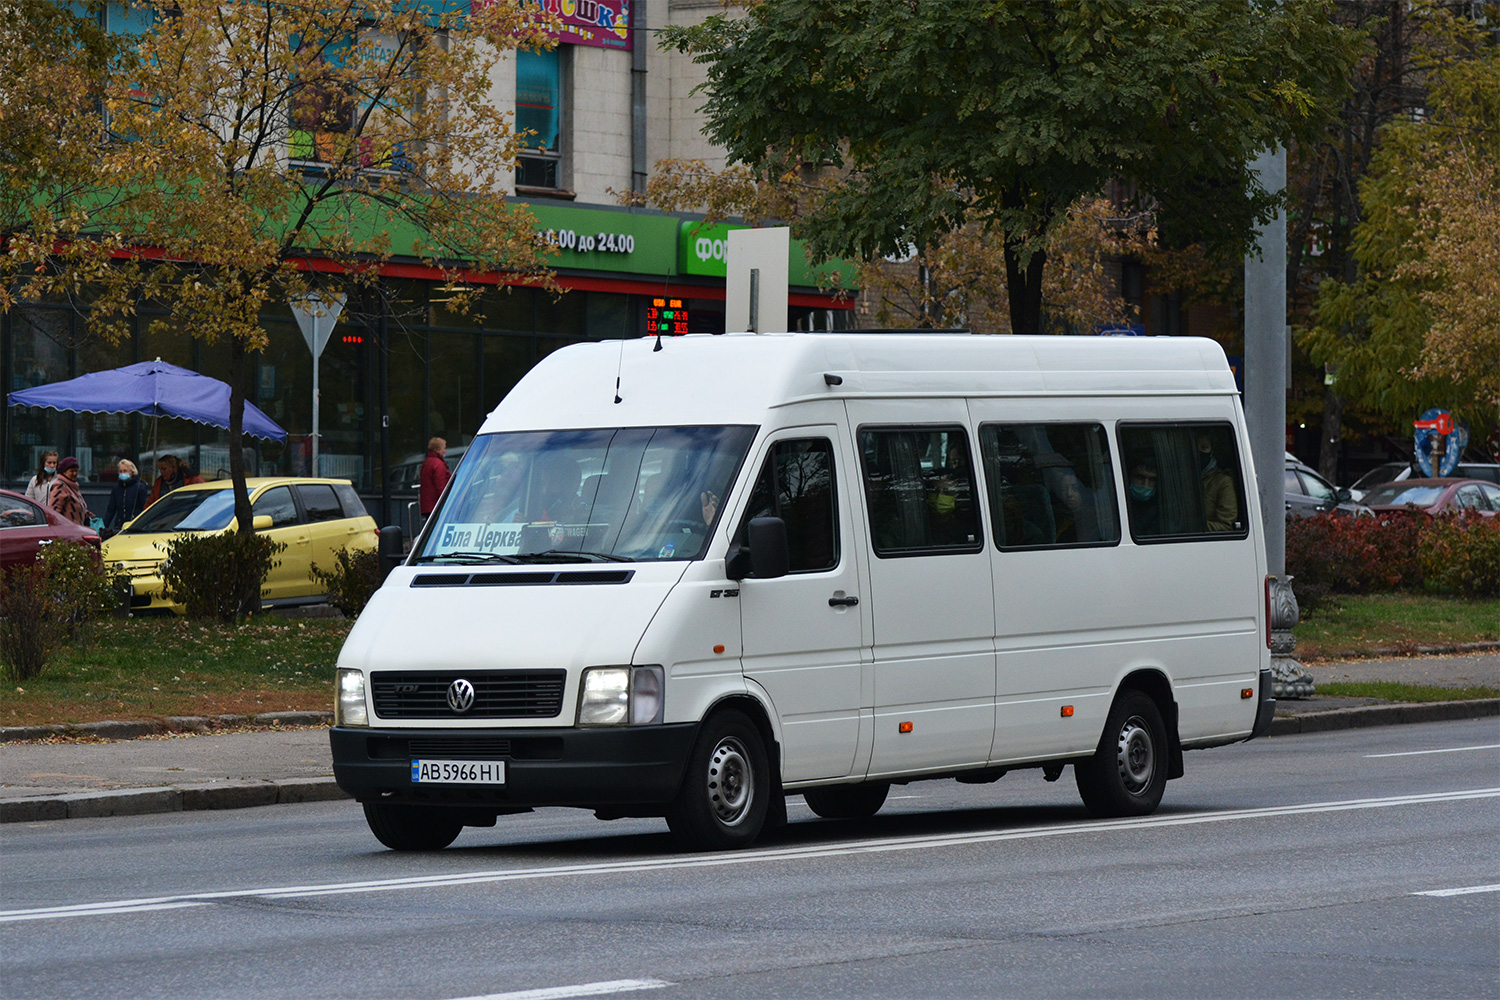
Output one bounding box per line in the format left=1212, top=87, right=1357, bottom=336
left=1075, top=690, right=1168, bottom=818
left=803, top=782, right=890, bottom=820
left=666, top=710, right=769, bottom=851
left=362, top=803, right=465, bottom=851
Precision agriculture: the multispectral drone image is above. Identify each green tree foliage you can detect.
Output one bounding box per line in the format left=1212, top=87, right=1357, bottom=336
left=1304, top=4, right=1500, bottom=434
left=663, top=0, right=1357, bottom=334
left=2, top=0, right=559, bottom=533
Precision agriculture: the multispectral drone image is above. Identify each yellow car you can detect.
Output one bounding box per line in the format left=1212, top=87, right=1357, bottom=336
left=103, top=478, right=379, bottom=613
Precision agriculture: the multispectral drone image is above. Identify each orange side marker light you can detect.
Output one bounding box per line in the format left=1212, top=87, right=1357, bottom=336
left=1242, top=688, right=1255, bottom=699
left=898, top=721, right=913, bottom=734
left=1060, top=705, right=1074, bottom=718
left=713, top=644, right=726, bottom=654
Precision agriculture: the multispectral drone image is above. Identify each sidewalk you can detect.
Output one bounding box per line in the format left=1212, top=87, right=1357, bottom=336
left=2, top=654, right=1496, bottom=824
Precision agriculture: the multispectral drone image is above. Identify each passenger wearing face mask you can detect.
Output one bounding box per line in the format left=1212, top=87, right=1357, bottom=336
left=1126, top=456, right=1160, bottom=536
left=104, top=459, right=150, bottom=536
left=25, top=450, right=60, bottom=505
left=1197, top=433, right=1239, bottom=532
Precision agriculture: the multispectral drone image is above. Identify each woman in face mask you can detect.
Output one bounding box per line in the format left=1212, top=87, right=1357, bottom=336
left=25, top=450, right=59, bottom=506
left=104, top=459, right=151, bottom=537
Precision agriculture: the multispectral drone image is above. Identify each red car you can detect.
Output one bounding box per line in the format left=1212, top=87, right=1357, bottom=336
left=0, top=488, right=102, bottom=571
left=1362, top=478, right=1500, bottom=518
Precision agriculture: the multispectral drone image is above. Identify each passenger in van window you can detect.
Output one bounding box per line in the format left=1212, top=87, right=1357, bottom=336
left=1197, top=433, right=1239, bottom=531
left=927, top=440, right=969, bottom=516
left=530, top=452, right=582, bottom=522
left=1127, top=457, right=1160, bottom=536
left=1047, top=467, right=1100, bottom=543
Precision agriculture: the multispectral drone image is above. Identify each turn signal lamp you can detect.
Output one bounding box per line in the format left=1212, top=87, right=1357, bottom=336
left=1242, top=688, right=1255, bottom=699
left=898, top=721, right=913, bottom=734
left=1060, top=705, right=1075, bottom=718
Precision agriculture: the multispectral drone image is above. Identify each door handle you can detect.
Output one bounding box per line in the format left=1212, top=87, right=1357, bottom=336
left=828, top=595, right=859, bottom=607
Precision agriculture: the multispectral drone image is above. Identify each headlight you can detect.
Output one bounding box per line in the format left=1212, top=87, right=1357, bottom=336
left=577, top=665, right=665, bottom=727
left=336, top=668, right=368, bottom=727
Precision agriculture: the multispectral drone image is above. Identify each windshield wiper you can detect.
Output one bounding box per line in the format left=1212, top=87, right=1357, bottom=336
left=513, top=550, right=631, bottom=564
left=413, top=551, right=521, bottom=564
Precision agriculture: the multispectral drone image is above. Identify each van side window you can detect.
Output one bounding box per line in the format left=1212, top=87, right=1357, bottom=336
left=1119, top=423, right=1249, bottom=541
left=978, top=423, right=1120, bottom=549
left=858, top=427, right=982, bottom=556
left=738, top=438, right=838, bottom=573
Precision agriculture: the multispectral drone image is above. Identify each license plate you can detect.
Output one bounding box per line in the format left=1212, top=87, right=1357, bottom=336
left=410, top=759, right=506, bottom=784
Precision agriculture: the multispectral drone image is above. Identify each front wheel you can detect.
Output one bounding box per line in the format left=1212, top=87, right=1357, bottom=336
left=363, top=803, right=465, bottom=851
left=666, top=710, right=770, bottom=851
left=1075, top=690, right=1168, bottom=818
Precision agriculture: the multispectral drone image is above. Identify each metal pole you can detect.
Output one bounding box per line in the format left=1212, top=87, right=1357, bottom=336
left=1245, top=146, right=1311, bottom=698
left=311, top=350, right=319, bottom=478
left=1245, top=147, right=1286, bottom=575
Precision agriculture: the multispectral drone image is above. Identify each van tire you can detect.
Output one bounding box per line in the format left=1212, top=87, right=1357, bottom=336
left=1075, top=690, right=1167, bottom=818
left=666, top=710, right=769, bottom=851
left=803, top=782, right=890, bottom=820
left=363, top=803, right=465, bottom=851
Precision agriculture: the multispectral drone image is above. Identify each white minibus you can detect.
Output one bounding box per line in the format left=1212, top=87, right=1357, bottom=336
left=331, top=333, right=1275, bottom=851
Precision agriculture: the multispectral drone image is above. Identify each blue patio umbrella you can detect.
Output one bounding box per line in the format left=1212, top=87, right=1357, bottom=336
left=8, top=359, right=288, bottom=460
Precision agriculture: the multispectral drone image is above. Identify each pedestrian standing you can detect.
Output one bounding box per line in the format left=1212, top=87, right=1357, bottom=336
left=48, top=456, right=91, bottom=526
left=25, top=450, right=59, bottom=505
left=104, top=459, right=151, bottom=535
left=419, top=436, right=452, bottom=527
left=145, top=454, right=205, bottom=507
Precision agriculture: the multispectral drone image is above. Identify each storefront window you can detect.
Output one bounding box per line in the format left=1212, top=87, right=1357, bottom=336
left=427, top=330, right=480, bottom=450
left=482, top=334, right=532, bottom=412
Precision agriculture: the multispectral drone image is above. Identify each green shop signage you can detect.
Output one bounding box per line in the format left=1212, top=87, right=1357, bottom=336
left=526, top=204, right=678, bottom=276
left=678, top=221, right=856, bottom=288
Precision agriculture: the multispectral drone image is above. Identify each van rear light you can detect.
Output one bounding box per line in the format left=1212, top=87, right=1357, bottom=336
left=1264, top=576, right=1272, bottom=649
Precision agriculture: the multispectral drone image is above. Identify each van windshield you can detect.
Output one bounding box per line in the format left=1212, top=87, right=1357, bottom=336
left=418, top=426, right=756, bottom=564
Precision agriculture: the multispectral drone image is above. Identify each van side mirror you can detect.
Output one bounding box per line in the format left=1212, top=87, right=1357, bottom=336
left=378, top=525, right=405, bottom=582
left=727, top=516, right=789, bottom=581
left=252, top=515, right=273, bottom=531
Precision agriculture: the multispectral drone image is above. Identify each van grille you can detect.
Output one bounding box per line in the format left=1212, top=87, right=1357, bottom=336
left=371, top=670, right=567, bottom=719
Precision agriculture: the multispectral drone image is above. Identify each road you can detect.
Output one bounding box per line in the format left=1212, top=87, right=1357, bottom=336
left=2, top=719, right=1497, bottom=1000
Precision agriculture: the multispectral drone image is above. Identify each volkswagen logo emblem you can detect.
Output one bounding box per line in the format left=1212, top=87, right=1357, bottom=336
left=446, top=678, right=475, bottom=714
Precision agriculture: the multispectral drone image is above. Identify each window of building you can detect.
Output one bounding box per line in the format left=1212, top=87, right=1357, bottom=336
left=978, top=423, right=1120, bottom=549
left=858, top=427, right=981, bottom=556
left=516, top=47, right=562, bottom=189
left=738, top=438, right=839, bottom=573
left=1119, top=423, right=1248, bottom=541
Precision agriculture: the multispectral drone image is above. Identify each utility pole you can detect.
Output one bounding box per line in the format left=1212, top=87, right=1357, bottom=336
left=1244, top=147, right=1312, bottom=698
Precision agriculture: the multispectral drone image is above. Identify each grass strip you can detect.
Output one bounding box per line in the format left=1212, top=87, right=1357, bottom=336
left=1295, top=594, right=1499, bottom=660
left=1313, top=681, right=1500, bottom=703
left=1, top=616, right=351, bottom=728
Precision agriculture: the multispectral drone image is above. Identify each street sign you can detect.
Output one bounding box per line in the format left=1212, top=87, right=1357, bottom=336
left=1413, top=407, right=1468, bottom=477
left=290, top=293, right=347, bottom=477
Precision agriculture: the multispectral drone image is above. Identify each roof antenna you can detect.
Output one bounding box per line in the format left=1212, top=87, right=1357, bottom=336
left=613, top=339, right=625, bottom=404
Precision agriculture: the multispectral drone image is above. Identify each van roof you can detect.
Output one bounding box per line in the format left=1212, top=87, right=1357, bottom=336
left=484, top=332, right=1239, bottom=433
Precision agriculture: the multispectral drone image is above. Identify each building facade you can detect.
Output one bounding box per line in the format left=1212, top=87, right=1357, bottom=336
left=1, top=0, right=854, bottom=524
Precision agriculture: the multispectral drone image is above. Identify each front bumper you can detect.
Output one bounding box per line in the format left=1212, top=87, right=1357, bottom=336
left=329, top=723, right=700, bottom=808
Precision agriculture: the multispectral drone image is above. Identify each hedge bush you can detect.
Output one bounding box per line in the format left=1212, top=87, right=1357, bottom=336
left=37, top=539, right=126, bottom=641
left=310, top=546, right=382, bottom=619
left=0, top=565, right=57, bottom=682
left=161, top=530, right=285, bottom=623
left=1287, top=511, right=1499, bottom=609
left=1418, top=513, right=1500, bottom=598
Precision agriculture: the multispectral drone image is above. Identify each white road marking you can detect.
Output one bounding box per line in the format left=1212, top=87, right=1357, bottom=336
left=447, top=980, right=672, bottom=1000
left=1364, top=744, right=1500, bottom=759
left=3, top=787, right=1496, bottom=925
left=1412, top=883, right=1500, bottom=898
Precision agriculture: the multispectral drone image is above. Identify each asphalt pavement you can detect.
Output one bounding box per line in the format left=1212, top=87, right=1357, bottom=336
left=0, top=653, right=1496, bottom=824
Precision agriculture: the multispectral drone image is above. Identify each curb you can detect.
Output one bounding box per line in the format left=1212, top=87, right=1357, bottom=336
left=1268, top=697, right=1500, bottom=736
left=0, top=711, right=334, bottom=745
left=0, top=777, right=348, bottom=824
left=1304, top=640, right=1500, bottom=662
